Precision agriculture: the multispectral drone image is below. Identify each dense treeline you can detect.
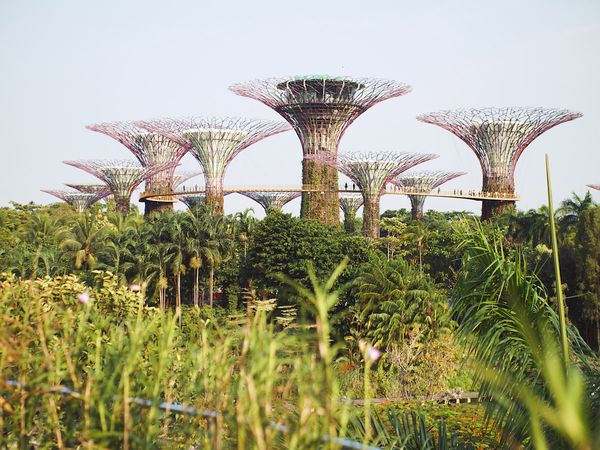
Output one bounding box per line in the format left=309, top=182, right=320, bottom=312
left=1, top=192, right=599, bottom=352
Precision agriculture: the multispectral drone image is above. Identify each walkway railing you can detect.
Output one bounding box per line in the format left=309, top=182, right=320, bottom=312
left=139, top=185, right=520, bottom=202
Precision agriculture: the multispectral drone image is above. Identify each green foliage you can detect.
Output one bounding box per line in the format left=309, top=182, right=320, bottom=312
left=574, top=206, right=600, bottom=349
left=452, top=219, right=599, bottom=447
left=354, top=255, right=451, bottom=349
left=244, top=211, right=373, bottom=304
left=0, top=264, right=362, bottom=448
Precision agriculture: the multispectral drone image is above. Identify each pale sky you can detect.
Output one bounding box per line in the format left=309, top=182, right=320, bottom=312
left=1, top=0, right=599, bottom=218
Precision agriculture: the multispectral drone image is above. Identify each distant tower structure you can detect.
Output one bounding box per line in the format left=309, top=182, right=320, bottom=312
left=64, top=183, right=109, bottom=196
left=41, top=189, right=107, bottom=213
left=137, top=117, right=290, bottom=214
left=394, top=170, right=466, bottom=220
left=339, top=193, right=363, bottom=233
left=86, top=121, right=189, bottom=216
left=239, top=191, right=301, bottom=214
left=588, top=184, right=600, bottom=191
left=172, top=171, right=202, bottom=190
left=417, top=107, right=582, bottom=219
left=308, top=152, right=438, bottom=238
left=179, top=193, right=206, bottom=210
left=63, top=160, right=168, bottom=213
left=230, top=76, right=411, bottom=224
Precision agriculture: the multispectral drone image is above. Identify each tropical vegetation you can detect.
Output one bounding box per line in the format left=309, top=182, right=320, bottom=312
left=0, top=190, right=599, bottom=448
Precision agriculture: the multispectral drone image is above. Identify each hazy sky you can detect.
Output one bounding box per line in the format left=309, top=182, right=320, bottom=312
left=1, top=0, right=598, bottom=218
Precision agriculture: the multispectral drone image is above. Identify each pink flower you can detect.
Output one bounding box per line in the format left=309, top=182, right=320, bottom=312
left=77, top=292, right=90, bottom=304
left=367, top=346, right=382, bottom=362
left=129, top=284, right=141, bottom=292
left=358, top=339, right=382, bottom=362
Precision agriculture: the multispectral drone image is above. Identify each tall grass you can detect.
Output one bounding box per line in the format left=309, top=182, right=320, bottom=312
left=0, top=267, right=373, bottom=448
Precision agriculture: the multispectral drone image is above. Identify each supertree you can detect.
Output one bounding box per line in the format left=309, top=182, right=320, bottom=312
left=588, top=184, right=600, bottom=191
left=417, top=107, right=582, bottom=219
left=64, top=183, right=110, bottom=196
left=41, top=189, right=107, bottom=213
left=239, top=191, right=301, bottom=214
left=230, top=76, right=412, bottom=224
left=339, top=193, right=363, bottom=233
left=308, top=151, right=438, bottom=238
left=136, top=117, right=290, bottom=214
left=172, top=171, right=202, bottom=190
left=393, top=170, right=466, bottom=220
left=63, top=160, right=170, bottom=213
left=86, top=121, right=189, bottom=215
left=178, top=193, right=206, bottom=210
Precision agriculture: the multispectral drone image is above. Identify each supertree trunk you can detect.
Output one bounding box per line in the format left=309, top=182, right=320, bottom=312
left=205, top=182, right=224, bottom=215
left=301, top=158, right=339, bottom=223
left=114, top=196, right=131, bottom=214
left=481, top=200, right=515, bottom=220
left=143, top=179, right=174, bottom=216
left=343, top=210, right=357, bottom=233
left=362, top=196, right=381, bottom=239
left=481, top=173, right=516, bottom=219
left=144, top=200, right=173, bottom=216
left=409, top=195, right=426, bottom=221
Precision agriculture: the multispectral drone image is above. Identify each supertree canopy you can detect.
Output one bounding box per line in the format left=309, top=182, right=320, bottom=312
left=239, top=191, right=301, bottom=214
left=63, top=160, right=169, bottom=213
left=86, top=121, right=189, bottom=215
left=41, top=189, right=107, bottom=213
left=178, top=193, right=206, bottom=210
left=339, top=193, right=363, bottom=233
left=64, top=183, right=110, bottom=196
left=136, top=117, right=290, bottom=214
left=230, top=76, right=412, bottom=224
left=308, top=151, right=438, bottom=238
left=393, top=170, right=466, bottom=220
left=417, top=107, right=582, bottom=219
left=588, top=184, right=600, bottom=191
left=172, top=171, right=202, bottom=190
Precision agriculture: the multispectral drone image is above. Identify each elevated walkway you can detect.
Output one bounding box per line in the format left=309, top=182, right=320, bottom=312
left=139, top=185, right=520, bottom=202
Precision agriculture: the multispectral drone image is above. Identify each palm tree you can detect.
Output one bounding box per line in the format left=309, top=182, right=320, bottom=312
left=558, top=191, right=596, bottom=235
left=234, top=208, right=256, bottom=260
left=24, top=212, right=68, bottom=278
left=61, top=213, right=107, bottom=271
left=183, top=210, right=205, bottom=308
left=402, top=222, right=428, bottom=276
left=198, top=212, right=234, bottom=307
left=355, top=256, right=447, bottom=348
left=452, top=220, right=595, bottom=446
left=509, top=206, right=557, bottom=247
left=139, top=221, right=173, bottom=310
left=98, top=211, right=144, bottom=282
left=122, top=239, right=158, bottom=302
left=153, top=213, right=186, bottom=314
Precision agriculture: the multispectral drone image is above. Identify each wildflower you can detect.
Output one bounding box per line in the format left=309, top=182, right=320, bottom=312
left=77, top=292, right=90, bottom=304
left=358, top=339, right=382, bottom=362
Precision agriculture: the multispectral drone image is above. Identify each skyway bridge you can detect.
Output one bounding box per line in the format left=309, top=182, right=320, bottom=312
left=139, top=185, right=520, bottom=203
